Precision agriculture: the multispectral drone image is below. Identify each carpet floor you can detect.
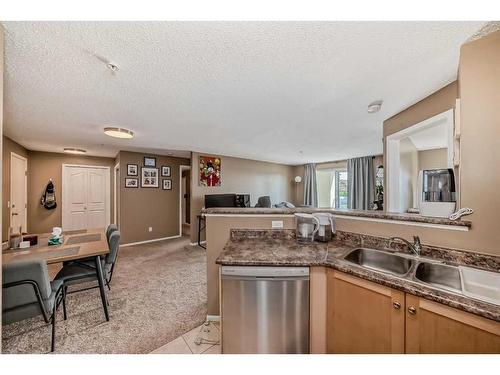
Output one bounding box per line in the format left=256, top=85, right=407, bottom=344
left=2, top=236, right=207, bottom=354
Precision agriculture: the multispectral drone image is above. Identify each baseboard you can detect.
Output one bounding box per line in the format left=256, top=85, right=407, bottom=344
left=206, top=315, right=220, bottom=322
left=189, top=241, right=206, bottom=246
left=121, top=234, right=182, bottom=247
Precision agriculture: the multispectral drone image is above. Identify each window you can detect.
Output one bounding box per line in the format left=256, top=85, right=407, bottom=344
left=316, top=168, right=348, bottom=209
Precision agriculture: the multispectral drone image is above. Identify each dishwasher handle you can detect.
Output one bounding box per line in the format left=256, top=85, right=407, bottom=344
left=221, top=266, right=309, bottom=278
left=222, top=275, right=310, bottom=282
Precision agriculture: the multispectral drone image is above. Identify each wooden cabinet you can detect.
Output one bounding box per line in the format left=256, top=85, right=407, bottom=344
left=405, top=294, right=500, bottom=353
left=326, top=269, right=405, bottom=353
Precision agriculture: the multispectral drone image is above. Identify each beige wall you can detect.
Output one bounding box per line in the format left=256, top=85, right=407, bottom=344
left=418, top=148, right=448, bottom=170
left=2, top=136, right=29, bottom=241
left=190, top=152, right=295, bottom=242
left=457, top=30, right=500, bottom=256
left=27, top=151, right=115, bottom=235
left=383, top=81, right=458, bottom=138
left=399, top=138, right=418, bottom=211
left=118, top=151, right=190, bottom=244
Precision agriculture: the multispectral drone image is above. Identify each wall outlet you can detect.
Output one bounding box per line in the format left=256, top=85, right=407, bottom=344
left=148, top=227, right=153, bottom=232
left=271, top=220, right=284, bottom=229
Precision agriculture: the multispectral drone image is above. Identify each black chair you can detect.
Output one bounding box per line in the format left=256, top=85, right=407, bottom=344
left=2, top=260, right=64, bottom=352
left=55, top=231, right=121, bottom=320
left=255, top=196, right=272, bottom=208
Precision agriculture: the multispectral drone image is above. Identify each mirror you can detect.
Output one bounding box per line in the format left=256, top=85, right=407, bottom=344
left=386, top=109, right=457, bottom=217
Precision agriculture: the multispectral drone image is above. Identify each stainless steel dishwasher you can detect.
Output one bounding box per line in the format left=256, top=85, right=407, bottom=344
left=221, top=266, right=310, bottom=354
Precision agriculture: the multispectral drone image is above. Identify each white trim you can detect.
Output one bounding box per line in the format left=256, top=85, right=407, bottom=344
left=202, top=213, right=468, bottom=231
left=10, top=152, right=28, bottom=233
left=206, top=315, right=220, bottom=322
left=179, top=165, right=191, bottom=237
left=62, top=164, right=111, bottom=231
left=332, top=214, right=469, bottom=231
left=113, top=163, right=120, bottom=225
left=121, top=234, right=182, bottom=247
left=386, top=109, right=454, bottom=213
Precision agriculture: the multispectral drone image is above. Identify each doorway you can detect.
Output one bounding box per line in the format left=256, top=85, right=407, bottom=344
left=180, top=165, right=191, bottom=236
left=62, top=164, right=111, bottom=231
left=10, top=152, right=28, bottom=234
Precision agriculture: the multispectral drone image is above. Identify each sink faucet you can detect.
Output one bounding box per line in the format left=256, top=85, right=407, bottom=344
left=389, top=236, right=422, bottom=257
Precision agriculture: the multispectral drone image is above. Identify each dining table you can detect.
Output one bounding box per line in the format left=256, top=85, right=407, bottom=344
left=2, top=228, right=111, bottom=321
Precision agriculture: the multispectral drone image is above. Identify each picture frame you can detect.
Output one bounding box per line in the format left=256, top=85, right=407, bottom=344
left=125, top=178, right=138, bottom=188
left=162, top=179, right=172, bottom=190
left=161, top=166, right=171, bottom=177
left=144, top=156, right=156, bottom=167
left=127, top=164, right=138, bottom=176
left=141, top=167, right=159, bottom=188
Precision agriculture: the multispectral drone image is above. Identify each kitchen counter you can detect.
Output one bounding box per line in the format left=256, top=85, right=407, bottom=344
left=216, top=229, right=500, bottom=322
left=202, top=207, right=472, bottom=228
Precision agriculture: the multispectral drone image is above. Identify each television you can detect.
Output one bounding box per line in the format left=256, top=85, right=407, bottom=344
left=204, top=194, right=237, bottom=208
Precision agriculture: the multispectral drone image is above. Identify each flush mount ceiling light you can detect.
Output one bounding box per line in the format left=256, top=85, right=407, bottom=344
left=64, top=148, right=87, bottom=155
left=103, top=127, right=134, bottom=139
left=367, top=100, right=383, bottom=114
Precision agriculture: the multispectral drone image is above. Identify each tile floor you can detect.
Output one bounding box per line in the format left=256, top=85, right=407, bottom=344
left=150, top=322, right=221, bottom=354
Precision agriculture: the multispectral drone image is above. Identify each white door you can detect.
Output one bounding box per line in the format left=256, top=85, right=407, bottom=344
left=63, top=165, right=110, bottom=231
left=10, top=153, right=28, bottom=233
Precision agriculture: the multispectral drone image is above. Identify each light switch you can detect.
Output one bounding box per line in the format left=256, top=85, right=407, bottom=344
left=272, top=220, right=284, bottom=229
left=148, top=227, right=153, bottom=232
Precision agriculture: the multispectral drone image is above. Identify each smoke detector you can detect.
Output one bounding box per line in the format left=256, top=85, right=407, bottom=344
left=106, top=62, right=119, bottom=73
left=367, top=100, right=383, bottom=113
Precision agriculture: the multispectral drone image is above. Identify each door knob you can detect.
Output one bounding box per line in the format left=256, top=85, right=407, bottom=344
left=393, top=301, right=401, bottom=310
left=408, top=306, right=417, bottom=315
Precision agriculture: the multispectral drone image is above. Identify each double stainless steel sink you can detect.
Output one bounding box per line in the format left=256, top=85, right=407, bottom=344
left=343, top=247, right=500, bottom=305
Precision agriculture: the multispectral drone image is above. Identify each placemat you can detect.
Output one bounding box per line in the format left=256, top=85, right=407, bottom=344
left=66, top=233, right=102, bottom=245
left=10, top=246, right=80, bottom=262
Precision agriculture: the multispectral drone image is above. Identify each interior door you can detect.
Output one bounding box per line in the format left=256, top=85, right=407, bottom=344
left=63, top=166, right=110, bottom=231
left=87, top=168, right=107, bottom=229
left=10, top=153, right=28, bottom=233
left=65, top=167, right=88, bottom=231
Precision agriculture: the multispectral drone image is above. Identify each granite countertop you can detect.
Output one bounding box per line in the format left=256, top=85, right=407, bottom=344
left=202, top=207, right=472, bottom=228
left=216, top=230, right=499, bottom=322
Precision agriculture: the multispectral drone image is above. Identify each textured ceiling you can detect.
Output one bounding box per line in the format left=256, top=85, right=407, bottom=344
left=2, top=21, right=485, bottom=164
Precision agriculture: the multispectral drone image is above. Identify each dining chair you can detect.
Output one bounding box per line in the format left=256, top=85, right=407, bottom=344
left=55, top=231, right=121, bottom=320
left=2, top=260, right=64, bottom=352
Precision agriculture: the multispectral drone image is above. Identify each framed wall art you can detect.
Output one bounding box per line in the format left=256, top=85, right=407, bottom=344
left=144, top=156, right=156, bottom=167
left=162, top=179, right=172, bottom=190
left=141, top=167, right=159, bottom=188
left=199, top=155, right=221, bottom=186
left=161, top=166, right=171, bottom=177
left=125, top=178, right=138, bottom=188
left=127, top=164, right=138, bottom=176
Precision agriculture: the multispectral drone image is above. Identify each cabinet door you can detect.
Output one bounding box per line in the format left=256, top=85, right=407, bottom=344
left=406, top=294, right=500, bottom=353
left=327, top=270, right=405, bottom=353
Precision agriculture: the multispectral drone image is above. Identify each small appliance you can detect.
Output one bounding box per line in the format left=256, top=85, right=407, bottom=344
left=294, top=213, right=320, bottom=243
left=312, top=213, right=336, bottom=242
left=418, top=168, right=456, bottom=218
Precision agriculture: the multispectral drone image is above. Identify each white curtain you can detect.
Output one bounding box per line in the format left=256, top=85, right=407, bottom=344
left=347, top=156, right=374, bottom=210
left=303, top=163, right=318, bottom=207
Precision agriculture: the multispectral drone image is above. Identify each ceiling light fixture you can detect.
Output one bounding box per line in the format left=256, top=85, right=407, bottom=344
left=367, top=100, right=383, bottom=114
left=103, top=127, right=134, bottom=139
left=64, top=148, right=87, bottom=155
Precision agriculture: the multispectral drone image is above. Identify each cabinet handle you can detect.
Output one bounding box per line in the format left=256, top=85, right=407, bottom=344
left=408, top=306, right=417, bottom=315
left=393, top=301, right=401, bottom=310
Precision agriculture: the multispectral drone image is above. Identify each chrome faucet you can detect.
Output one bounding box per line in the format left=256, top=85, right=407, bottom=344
left=389, top=236, right=422, bottom=257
